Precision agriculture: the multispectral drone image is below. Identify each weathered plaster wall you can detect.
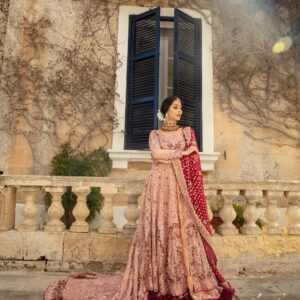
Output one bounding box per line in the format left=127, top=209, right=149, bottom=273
left=3, top=0, right=83, bottom=175
left=0, top=0, right=11, bottom=174
left=0, top=0, right=298, bottom=181
left=213, top=94, right=300, bottom=180
left=1, top=0, right=116, bottom=175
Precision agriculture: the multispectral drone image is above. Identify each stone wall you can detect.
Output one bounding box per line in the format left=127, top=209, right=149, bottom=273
left=0, top=0, right=298, bottom=181
left=1, top=230, right=300, bottom=276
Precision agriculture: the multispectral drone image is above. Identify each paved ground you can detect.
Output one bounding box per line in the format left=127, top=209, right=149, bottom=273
left=0, top=270, right=299, bottom=300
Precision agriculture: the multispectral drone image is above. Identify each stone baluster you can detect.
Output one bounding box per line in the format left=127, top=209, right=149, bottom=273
left=217, top=189, right=239, bottom=235
left=240, top=190, right=262, bottom=235
left=98, top=192, right=117, bottom=234
left=285, top=191, right=300, bottom=235
left=123, top=193, right=140, bottom=234
left=0, top=186, right=17, bottom=231
left=264, top=190, right=283, bottom=234
left=17, top=186, right=41, bottom=231
left=204, top=190, right=216, bottom=235
left=70, top=186, right=91, bottom=233
left=44, top=187, right=66, bottom=232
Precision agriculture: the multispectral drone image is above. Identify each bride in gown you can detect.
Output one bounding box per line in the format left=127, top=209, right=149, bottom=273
left=44, top=96, right=235, bottom=300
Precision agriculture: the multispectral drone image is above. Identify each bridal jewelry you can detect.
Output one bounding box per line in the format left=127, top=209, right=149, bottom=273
left=157, top=109, right=165, bottom=121
left=161, top=112, right=180, bottom=131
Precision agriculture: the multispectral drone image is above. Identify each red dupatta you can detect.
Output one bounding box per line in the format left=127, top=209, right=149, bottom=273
left=180, top=126, right=235, bottom=300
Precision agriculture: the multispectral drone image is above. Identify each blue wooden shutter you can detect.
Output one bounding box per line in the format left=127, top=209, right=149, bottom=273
left=173, top=9, right=202, bottom=150
left=125, top=8, right=160, bottom=150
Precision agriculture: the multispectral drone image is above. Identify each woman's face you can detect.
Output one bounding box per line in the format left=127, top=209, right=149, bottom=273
left=167, top=99, right=182, bottom=121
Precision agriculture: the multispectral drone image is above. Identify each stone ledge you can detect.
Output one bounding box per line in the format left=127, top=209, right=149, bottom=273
left=107, top=149, right=220, bottom=171
left=0, top=230, right=299, bottom=275
left=0, top=230, right=63, bottom=260
left=213, top=234, right=300, bottom=259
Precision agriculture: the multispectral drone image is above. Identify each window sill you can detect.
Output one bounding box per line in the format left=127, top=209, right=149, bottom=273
left=107, top=149, right=220, bottom=171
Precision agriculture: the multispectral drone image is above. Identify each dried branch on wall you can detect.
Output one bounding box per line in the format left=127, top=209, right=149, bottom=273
left=0, top=0, right=299, bottom=171
left=0, top=0, right=120, bottom=167
left=190, top=0, right=300, bottom=147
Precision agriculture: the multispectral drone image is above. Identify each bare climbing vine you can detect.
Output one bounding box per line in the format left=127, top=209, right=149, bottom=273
left=0, top=0, right=299, bottom=170
left=190, top=0, right=300, bottom=147
left=0, top=0, right=121, bottom=167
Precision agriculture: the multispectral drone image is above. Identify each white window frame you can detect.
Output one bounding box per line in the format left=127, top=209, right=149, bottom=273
left=108, top=5, right=220, bottom=171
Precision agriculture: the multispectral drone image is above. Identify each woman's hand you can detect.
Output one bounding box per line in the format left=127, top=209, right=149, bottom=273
left=182, top=146, right=198, bottom=156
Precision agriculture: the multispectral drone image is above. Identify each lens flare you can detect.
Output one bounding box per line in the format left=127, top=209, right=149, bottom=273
left=272, top=36, right=293, bottom=53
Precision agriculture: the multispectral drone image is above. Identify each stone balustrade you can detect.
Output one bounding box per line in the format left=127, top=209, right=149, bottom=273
left=0, top=175, right=299, bottom=236
left=0, top=175, right=300, bottom=275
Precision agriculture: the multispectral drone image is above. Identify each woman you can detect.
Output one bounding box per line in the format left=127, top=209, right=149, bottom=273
left=112, top=96, right=235, bottom=300
left=44, top=96, right=235, bottom=300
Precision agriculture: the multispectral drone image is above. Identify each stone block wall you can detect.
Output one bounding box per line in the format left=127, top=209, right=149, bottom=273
left=0, top=230, right=300, bottom=276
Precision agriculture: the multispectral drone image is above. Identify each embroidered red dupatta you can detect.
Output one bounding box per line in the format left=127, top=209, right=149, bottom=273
left=179, top=126, right=235, bottom=300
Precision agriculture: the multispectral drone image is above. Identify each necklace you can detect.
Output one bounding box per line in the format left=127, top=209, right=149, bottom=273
left=161, top=122, right=180, bottom=131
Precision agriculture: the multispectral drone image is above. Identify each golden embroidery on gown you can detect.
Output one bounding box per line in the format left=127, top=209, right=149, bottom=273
left=112, top=127, right=223, bottom=300
left=43, top=126, right=235, bottom=300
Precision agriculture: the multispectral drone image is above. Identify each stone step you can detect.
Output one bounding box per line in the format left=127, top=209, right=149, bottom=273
left=0, top=270, right=300, bottom=300
left=0, top=270, right=67, bottom=300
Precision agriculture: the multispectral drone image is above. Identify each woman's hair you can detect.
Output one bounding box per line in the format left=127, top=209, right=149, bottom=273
left=160, top=96, right=181, bottom=117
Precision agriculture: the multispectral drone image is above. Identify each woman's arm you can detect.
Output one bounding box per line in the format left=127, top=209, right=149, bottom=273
left=149, top=130, right=184, bottom=160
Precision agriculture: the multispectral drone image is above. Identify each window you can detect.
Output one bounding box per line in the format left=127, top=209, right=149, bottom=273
left=108, top=6, right=219, bottom=171
left=125, top=8, right=202, bottom=150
